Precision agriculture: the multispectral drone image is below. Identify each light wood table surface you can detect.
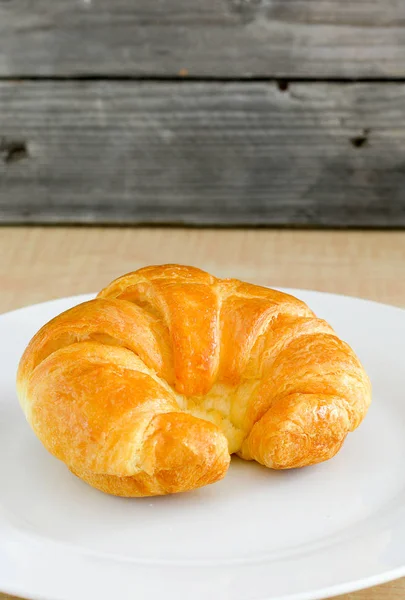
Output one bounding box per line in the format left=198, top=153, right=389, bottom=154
left=1, top=226, right=405, bottom=600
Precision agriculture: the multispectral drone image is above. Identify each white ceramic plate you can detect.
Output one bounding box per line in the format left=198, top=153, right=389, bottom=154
left=1, top=290, right=405, bottom=600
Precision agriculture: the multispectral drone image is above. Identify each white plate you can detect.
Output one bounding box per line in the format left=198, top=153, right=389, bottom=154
left=1, top=290, right=405, bottom=600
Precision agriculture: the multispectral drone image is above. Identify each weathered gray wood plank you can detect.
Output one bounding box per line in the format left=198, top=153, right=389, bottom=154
left=1, top=0, right=405, bottom=78
left=0, top=81, right=404, bottom=226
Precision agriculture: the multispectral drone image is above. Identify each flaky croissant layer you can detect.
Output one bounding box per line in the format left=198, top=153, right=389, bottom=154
left=17, top=265, right=371, bottom=496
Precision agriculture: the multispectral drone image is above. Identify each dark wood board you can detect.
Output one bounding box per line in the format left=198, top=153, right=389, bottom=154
left=1, top=0, right=405, bottom=78
left=0, top=81, right=404, bottom=226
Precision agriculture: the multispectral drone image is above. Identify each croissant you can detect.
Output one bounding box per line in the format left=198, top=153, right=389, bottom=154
left=17, top=264, right=371, bottom=497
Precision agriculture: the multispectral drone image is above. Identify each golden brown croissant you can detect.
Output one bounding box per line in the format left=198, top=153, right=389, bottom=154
left=17, top=265, right=371, bottom=497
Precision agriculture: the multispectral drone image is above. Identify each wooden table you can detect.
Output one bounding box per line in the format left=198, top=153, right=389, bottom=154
left=1, top=226, right=405, bottom=600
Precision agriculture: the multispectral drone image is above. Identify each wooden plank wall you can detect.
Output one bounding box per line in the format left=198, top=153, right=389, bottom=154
left=0, top=0, right=404, bottom=226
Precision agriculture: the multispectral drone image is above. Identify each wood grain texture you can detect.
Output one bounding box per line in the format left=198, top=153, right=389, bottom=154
left=4, top=582, right=405, bottom=600
left=0, top=81, right=405, bottom=226
left=0, top=226, right=405, bottom=600
left=1, top=0, right=405, bottom=77
left=0, top=227, right=404, bottom=312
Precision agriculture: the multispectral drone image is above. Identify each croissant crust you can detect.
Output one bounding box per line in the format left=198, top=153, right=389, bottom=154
left=17, top=265, right=371, bottom=496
